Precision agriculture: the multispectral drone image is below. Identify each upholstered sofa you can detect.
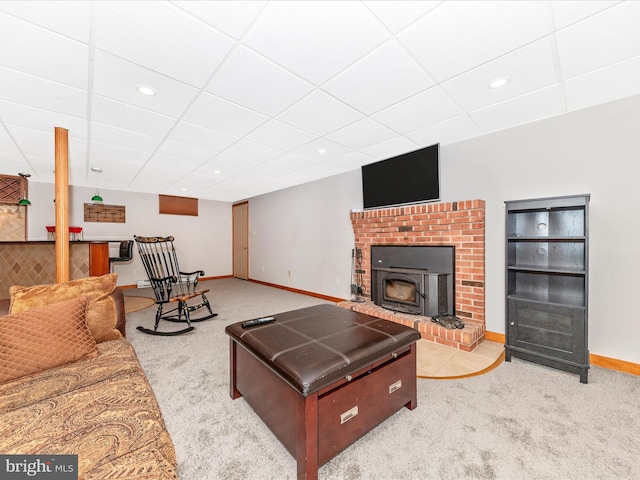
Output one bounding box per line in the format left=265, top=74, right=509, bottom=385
left=0, top=274, right=177, bottom=479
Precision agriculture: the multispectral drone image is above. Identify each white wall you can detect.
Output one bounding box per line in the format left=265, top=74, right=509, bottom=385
left=26, top=183, right=232, bottom=287
left=248, top=170, right=361, bottom=299
left=248, top=93, right=640, bottom=364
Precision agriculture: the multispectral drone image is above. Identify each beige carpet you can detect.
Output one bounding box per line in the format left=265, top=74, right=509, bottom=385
left=125, top=278, right=640, bottom=480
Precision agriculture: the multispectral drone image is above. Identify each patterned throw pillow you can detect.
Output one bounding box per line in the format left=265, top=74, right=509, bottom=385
left=0, top=297, right=98, bottom=384
left=9, top=273, right=121, bottom=343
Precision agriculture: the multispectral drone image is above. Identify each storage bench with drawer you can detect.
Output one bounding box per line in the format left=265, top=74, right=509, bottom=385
left=226, top=304, right=422, bottom=480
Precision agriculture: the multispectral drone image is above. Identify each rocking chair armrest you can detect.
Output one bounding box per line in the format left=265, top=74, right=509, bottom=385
left=179, top=270, right=205, bottom=277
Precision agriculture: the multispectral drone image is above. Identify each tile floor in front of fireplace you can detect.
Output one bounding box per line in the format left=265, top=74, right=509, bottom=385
left=417, top=339, right=505, bottom=378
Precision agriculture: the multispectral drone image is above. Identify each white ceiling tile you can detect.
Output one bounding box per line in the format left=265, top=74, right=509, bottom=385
left=399, top=0, right=554, bottom=82
left=0, top=155, right=32, bottom=175
left=183, top=92, right=268, bottom=137
left=244, top=1, right=389, bottom=85
left=145, top=154, right=202, bottom=172
left=469, top=85, right=565, bottom=134
left=551, top=1, right=621, bottom=29
left=326, top=118, right=397, bottom=150
left=89, top=157, right=143, bottom=184
left=89, top=142, right=151, bottom=167
left=174, top=1, right=266, bottom=39
left=323, top=41, right=434, bottom=115
left=325, top=151, right=377, bottom=170
left=277, top=90, right=363, bottom=136
left=556, top=1, right=640, bottom=79
left=93, top=1, right=235, bottom=88
left=206, top=178, right=254, bottom=193
left=564, top=54, right=640, bottom=111
left=264, top=152, right=320, bottom=172
left=129, top=171, right=174, bottom=186
left=0, top=67, right=86, bottom=118
left=92, top=50, right=200, bottom=118
left=361, top=136, right=421, bottom=161
left=406, top=115, right=483, bottom=147
left=441, top=36, right=560, bottom=112
left=12, top=156, right=58, bottom=183
left=0, top=14, right=88, bottom=89
left=363, top=1, right=442, bottom=34
left=6, top=125, right=86, bottom=163
left=167, top=122, right=238, bottom=153
left=0, top=100, right=87, bottom=138
left=207, top=46, right=314, bottom=116
left=90, top=123, right=162, bottom=153
left=154, top=139, right=217, bottom=163
left=245, top=120, right=317, bottom=151
left=372, top=86, right=462, bottom=134
left=172, top=172, right=223, bottom=190
left=223, top=139, right=283, bottom=163
left=194, top=160, right=242, bottom=178
left=91, top=95, right=176, bottom=138
left=0, top=1, right=90, bottom=43
left=0, top=126, right=20, bottom=152
left=207, top=151, right=262, bottom=170
left=249, top=158, right=305, bottom=177
left=292, top=138, right=352, bottom=162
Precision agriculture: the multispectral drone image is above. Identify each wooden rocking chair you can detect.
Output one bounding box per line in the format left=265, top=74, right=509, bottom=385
left=134, top=235, right=217, bottom=335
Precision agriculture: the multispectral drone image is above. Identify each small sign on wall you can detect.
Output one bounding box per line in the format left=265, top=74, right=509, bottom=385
left=84, top=203, right=126, bottom=223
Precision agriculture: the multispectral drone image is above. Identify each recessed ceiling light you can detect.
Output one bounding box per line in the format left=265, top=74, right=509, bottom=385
left=136, top=85, right=157, bottom=96
left=489, top=77, right=509, bottom=89
left=214, top=170, right=221, bottom=175
left=318, top=148, right=326, bottom=154
left=181, top=188, right=188, bottom=192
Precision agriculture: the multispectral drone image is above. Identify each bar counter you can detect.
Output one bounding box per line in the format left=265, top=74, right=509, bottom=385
left=0, top=240, right=117, bottom=298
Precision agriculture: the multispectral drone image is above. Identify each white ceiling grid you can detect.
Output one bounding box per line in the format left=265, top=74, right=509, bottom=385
left=0, top=0, right=639, bottom=202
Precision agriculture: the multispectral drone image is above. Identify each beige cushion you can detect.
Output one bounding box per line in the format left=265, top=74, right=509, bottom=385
left=0, top=297, right=98, bottom=383
left=9, top=273, right=121, bottom=343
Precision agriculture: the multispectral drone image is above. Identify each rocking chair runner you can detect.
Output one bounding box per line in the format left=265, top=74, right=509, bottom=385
left=134, top=235, right=217, bottom=335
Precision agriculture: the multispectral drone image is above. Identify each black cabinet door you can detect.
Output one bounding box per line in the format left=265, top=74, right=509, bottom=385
left=508, top=299, right=586, bottom=364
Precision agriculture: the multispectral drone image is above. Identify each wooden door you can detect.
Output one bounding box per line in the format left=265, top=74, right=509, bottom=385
left=232, top=202, right=249, bottom=280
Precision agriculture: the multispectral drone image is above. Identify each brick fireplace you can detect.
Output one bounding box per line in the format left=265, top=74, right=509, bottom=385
left=339, top=199, right=486, bottom=351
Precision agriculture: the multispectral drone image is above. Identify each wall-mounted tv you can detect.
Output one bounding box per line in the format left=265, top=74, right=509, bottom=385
left=361, top=144, right=440, bottom=210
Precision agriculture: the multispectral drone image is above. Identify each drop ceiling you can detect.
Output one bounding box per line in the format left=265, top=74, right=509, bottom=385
left=1, top=1, right=639, bottom=202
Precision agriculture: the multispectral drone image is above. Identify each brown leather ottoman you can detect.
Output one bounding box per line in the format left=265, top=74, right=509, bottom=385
left=226, top=303, right=422, bottom=480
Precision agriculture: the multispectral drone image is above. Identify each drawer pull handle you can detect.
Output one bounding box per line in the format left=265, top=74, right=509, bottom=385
left=389, top=379, right=402, bottom=394
left=340, top=406, right=358, bottom=424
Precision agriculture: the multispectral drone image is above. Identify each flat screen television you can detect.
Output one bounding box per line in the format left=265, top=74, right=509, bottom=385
left=361, top=144, right=440, bottom=209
